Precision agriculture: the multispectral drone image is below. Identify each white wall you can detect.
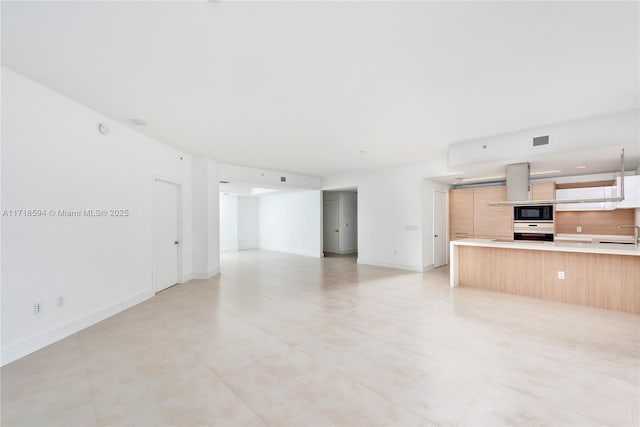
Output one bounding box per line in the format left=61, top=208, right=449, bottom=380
left=219, top=194, right=239, bottom=253
left=259, top=191, right=322, bottom=257
left=191, top=156, right=220, bottom=277
left=323, top=158, right=450, bottom=272
left=238, top=196, right=259, bottom=250
left=1, top=68, right=220, bottom=365
left=206, top=158, right=220, bottom=274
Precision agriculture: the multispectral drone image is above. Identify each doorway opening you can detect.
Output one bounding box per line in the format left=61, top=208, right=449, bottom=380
left=322, top=189, right=358, bottom=257
left=219, top=191, right=260, bottom=254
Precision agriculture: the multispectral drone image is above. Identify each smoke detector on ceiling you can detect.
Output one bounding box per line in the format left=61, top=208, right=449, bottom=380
left=97, top=123, right=109, bottom=135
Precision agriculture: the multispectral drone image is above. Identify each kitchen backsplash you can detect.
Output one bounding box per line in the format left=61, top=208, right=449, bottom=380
left=555, top=208, right=636, bottom=236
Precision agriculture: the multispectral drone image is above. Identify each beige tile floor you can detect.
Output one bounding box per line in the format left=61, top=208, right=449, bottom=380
left=2, top=250, right=639, bottom=426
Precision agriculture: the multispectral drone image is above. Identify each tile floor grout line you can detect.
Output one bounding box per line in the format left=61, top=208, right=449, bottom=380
left=211, top=368, right=272, bottom=427
left=161, top=325, right=271, bottom=427
left=76, top=332, right=101, bottom=427
left=342, top=373, right=432, bottom=426
left=453, top=355, right=502, bottom=427
left=279, top=389, right=337, bottom=426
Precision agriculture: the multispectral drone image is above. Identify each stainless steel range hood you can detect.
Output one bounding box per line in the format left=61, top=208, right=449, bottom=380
left=505, top=162, right=530, bottom=201
left=490, top=150, right=626, bottom=206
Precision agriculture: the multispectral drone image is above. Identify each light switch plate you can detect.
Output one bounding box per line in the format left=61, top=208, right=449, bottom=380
left=557, top=271, right=565, bottom=280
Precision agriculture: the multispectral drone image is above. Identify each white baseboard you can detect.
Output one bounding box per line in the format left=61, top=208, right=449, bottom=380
left=189, top=267, right=221, bottom=280
left=181, top=273, right=195, bottom=283
left=0, top=290, right=154, bottom=367
left=258, top=246, right=322, bottom=258
left=357, top=258, right=423, bottom=273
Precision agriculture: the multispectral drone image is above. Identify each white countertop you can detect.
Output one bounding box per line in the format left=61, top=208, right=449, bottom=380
left=555, top=234, right=636, bottom=244
left=451, top=238, right=640, bottom=256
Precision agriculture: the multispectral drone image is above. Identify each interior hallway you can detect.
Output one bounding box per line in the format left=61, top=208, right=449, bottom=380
left=1, top=250, right=638, bottom=426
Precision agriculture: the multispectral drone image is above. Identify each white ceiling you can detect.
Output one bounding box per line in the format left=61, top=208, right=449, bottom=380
left=2, top=1, right=638, bottom=178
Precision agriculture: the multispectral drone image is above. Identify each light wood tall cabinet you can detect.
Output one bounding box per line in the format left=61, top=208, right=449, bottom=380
left=449, top=186, right=513, bottom=241
left=449, top=188, right=474, bottom=240
left=473, top=186, right=513, bottom=240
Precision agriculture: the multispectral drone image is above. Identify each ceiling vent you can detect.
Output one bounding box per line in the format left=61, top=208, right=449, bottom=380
left=532, top=135, right=549, bottom=147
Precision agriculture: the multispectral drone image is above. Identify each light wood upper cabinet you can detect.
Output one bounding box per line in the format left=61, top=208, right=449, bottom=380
left=531, top=182, right=556, bottom=201
left=449, top=188, right=474, bottom=240
left=472, top=186, right=513, bottom=240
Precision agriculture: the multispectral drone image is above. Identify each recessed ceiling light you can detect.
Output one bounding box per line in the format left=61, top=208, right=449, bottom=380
left=129, top=118, right=147, bottom=126
left=576, top=165, right=587, bottom=169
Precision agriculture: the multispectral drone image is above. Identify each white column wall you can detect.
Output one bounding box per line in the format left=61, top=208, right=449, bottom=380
left=259, top=191, right=322, bottom=257
left=219, top=194, right=239, bottom=253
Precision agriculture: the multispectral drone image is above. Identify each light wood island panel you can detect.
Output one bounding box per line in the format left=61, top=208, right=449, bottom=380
left=457, top=245, right=640, bottom=313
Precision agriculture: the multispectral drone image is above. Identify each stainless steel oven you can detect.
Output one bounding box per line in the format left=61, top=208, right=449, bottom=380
left=513, top=222, right=554, bottom=242
left=514, top=205, right=553, bottom=222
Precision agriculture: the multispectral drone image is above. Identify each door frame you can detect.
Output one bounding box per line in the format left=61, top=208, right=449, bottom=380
left=322, top=197, right=341, bottom=254
left=152, top=176, right=183, bottom=293
left=433, top=189, right=449, bottom=267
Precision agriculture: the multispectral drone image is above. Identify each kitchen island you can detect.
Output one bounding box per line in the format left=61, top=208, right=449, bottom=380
left=450, top=239, right=640, bottom=313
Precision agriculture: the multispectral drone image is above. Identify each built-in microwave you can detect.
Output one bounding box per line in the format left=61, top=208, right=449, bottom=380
left=513, top=205, right=553, bottom=222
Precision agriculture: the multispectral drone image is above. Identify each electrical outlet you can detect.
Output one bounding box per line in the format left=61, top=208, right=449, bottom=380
left=33, top=303, right=42, bottom=315
left=576, top=226, right=582, bottom=233
left=557, top=271, right=565, bottom=280
left=57, top=296, right=64, bottom=307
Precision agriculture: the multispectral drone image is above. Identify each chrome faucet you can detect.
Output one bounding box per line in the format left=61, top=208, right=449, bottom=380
left=618, top=225, right=640, bottom=246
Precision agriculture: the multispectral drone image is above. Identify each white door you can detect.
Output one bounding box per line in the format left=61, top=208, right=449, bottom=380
left=154, top=180, right=180, bottom=292
left=434, top=190, right=447, bottom=267
left=323, top=199, right=340, bottom=254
